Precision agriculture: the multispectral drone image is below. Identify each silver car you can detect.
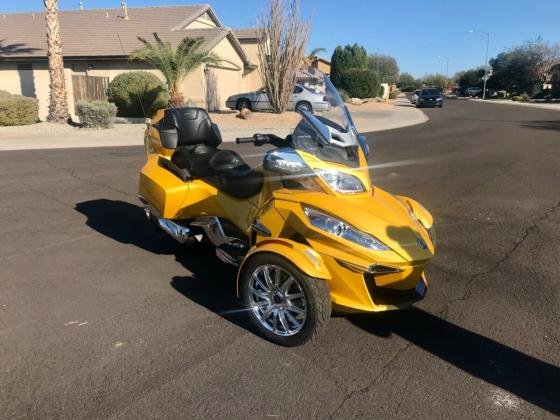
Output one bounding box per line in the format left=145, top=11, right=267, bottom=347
left=226, top=84, right=329, bottom=113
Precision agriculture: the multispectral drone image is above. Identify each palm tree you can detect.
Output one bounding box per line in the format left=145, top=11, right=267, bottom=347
left=131, top=33, right=220, bottom=108
left=44, top=0, right=69, bottom=123
left=305, top=47, right=326, bottom=65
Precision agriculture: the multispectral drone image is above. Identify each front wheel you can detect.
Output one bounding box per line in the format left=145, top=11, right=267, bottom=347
left=295, top=101, right=312, bottom=113
left=235, top=98, right=252, bottom=111
left=240, top=253, right=331, bottom=346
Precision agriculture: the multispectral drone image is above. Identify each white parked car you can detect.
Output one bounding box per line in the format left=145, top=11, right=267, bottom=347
left=226, top=84, right=329, bottom=113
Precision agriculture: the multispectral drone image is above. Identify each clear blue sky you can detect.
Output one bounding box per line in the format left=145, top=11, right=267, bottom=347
left=3, top=0, right=560, bottom=78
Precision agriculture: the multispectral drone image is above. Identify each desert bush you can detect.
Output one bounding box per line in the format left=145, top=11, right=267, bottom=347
left=106, top=71, right=168, bottom=117
left=389, top=89, right=399, bottom=99
left=512, top=93, right=529, bottom=102
left=340, top=68, right=380, bottom=98
left=76, top=100, right=117, bottom=128
left=0, top=94, right=39, bottom=126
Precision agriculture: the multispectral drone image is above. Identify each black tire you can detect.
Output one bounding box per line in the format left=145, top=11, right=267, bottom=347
left=240, top=253, right=331, bottom=346
left=235, top=98, right=252, bottom=111
left=295, top=101, right=312, bottom=113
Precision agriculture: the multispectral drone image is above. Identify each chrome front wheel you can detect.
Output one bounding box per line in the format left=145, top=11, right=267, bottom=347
left=240, top=253, right=331, bottom=346
left=249, top=264, right=307, bottom=337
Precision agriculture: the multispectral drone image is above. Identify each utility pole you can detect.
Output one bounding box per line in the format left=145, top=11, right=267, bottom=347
left=469, top=29, right=490, bottom=99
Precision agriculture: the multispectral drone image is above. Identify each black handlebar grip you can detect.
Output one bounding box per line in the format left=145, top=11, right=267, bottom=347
left=236, top=137, right=254, bottom=144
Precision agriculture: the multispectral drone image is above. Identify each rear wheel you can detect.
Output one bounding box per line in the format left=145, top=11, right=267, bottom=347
left=240, top=253, right=331, bottom=346
left=235, top=98, right=252, bottom=111
left=295, top=101, right=312, bottom=113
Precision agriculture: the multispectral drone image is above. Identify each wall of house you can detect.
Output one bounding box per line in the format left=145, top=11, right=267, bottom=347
left=313, top=60, right=331, bottom=75
left=239, top=40, right=262, bottom=92
left=204, top=36, right=245, bottom=110
left=0, top=62, right=23, bottom=96
left=184, top=14, right=218, bottom=29
left=0, top=61, right=74, bottom=121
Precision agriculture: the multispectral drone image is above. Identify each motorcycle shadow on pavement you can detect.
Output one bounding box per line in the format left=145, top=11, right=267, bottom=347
left=76, top=199, right=560, bottom=416
left=75, top=199, right=256, bottom=333
left=349, top=309, right=560, bottom=415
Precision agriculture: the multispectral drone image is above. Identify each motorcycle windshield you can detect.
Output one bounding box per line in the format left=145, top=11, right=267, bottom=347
left=292, top=76, right=361, bottom=167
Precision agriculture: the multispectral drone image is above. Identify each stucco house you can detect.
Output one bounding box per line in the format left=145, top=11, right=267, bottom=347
left=0, top=4, right=263, bottom=120
left=311, top=57, right=330, bottom=76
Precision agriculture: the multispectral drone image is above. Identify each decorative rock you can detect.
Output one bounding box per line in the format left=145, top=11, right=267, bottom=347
left=236, top=108, right=252, bottom=119
left=350, top=98, right=363, bottom=105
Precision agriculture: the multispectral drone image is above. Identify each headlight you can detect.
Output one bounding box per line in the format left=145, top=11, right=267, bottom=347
left=316, top=170, right=364, bottom=193
left=303, top=206, right=389, bottom=251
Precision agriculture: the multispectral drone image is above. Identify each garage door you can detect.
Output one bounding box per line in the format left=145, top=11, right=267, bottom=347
left=205, top=67, right=242, bottom=111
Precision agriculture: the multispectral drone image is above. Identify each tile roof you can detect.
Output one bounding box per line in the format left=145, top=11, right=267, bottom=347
left=0, top=5, right=250, bottom=65
left=233, top=28, right=259, bottom=41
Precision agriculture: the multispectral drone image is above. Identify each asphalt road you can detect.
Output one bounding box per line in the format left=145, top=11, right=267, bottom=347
left=1, top=99, right=559, bottom=419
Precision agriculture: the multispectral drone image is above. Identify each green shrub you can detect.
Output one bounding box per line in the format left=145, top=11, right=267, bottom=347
left=339, top=68, right=380, bottom=98
left=389, top=89, right=399, bottom=99
left=106, top=71, right=168, bottom=117
left=0, top=94, right=39, bottom=126
left=76, top=100, right=117, bottom=128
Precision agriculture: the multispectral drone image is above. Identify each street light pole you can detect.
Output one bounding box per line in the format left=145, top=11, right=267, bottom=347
left=469, top=29, right=490, bottom=100
left=438, top=55, right=449, bottom=92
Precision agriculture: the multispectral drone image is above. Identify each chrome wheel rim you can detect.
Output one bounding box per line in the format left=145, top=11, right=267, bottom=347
left=248, top=264, right=307, bottom=337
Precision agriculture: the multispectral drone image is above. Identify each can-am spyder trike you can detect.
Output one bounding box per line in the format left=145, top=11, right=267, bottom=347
left=138, top=76, right=435, bottom=346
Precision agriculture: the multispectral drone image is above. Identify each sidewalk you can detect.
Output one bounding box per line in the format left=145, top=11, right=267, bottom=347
left=0, top=98, right=428, bottom=151
left=470, top=98, right=560, bottom=111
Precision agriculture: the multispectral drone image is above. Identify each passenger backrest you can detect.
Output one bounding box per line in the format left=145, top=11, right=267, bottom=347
left=157, top=107, right=222, bottom=149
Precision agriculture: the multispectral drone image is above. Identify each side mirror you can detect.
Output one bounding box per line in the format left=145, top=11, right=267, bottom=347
left=358, top=134, right=369, bottom=157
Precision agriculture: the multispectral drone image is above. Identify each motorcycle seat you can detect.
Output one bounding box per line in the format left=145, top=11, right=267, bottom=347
left=205, top=150, right=263, bottom=199
left=170, top=147, right=262, bottom=199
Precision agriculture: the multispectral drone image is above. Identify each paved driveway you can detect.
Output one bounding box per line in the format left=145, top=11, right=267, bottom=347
left=1, top=99, right=559, bottom=418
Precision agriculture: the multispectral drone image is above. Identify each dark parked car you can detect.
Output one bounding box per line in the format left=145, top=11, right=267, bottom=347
left=411, top=88, right=443, bottom=108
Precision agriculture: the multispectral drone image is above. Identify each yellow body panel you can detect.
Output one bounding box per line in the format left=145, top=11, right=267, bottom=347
left=139, top=116, right=435, bottom=313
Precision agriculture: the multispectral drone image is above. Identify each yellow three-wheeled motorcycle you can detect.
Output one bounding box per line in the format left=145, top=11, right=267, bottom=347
left=139, top=77, right=435, bottom=346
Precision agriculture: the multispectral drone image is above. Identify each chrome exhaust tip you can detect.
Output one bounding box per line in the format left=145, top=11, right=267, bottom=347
left=157, top=218, right=191, bottom=244
left=142, top=202, right=190, bottom=244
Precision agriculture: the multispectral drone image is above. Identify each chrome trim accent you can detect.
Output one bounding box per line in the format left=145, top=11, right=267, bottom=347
left=143, top=205, right=190, bottom=243
left=190, top=216, right=228, bottom=247
left=216, top=248, right=238, bottom=265
left=336, top=259, right=402, bottom=274
left=251, top=219, right=272, bottom=237
left=157, top=218, right=190, bottom=244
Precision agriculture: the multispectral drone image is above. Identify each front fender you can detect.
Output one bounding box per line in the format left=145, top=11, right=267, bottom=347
left=236, top=239, right=331, bottom=297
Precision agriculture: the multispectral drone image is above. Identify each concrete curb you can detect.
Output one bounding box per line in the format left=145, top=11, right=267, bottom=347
left=469, top=98, right=560, bottom=111
left=0, top=100, right=429, bottom=151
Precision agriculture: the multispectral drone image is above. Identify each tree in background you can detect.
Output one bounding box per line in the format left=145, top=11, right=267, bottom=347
left=340, top=69, right=380, bottom=98
left=454, top=68, right=485, bottom=93
left=489, top=39, right=560, bottom=94
left=131, top=34, right=219, bottom=108
left=368, top=53, right=399, bottom=84
left=330, top=44, right=368, bottom=86
left=44, top=0, right=69, bottom=123
left=397, top=73, right=421, bottom=91
left=257, top=0, right=309, bottom=113
left=420, top=73, right=447, bottom=90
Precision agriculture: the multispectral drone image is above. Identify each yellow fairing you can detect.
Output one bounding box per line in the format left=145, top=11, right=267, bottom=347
left=139, top=114, right=434, bottom=314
